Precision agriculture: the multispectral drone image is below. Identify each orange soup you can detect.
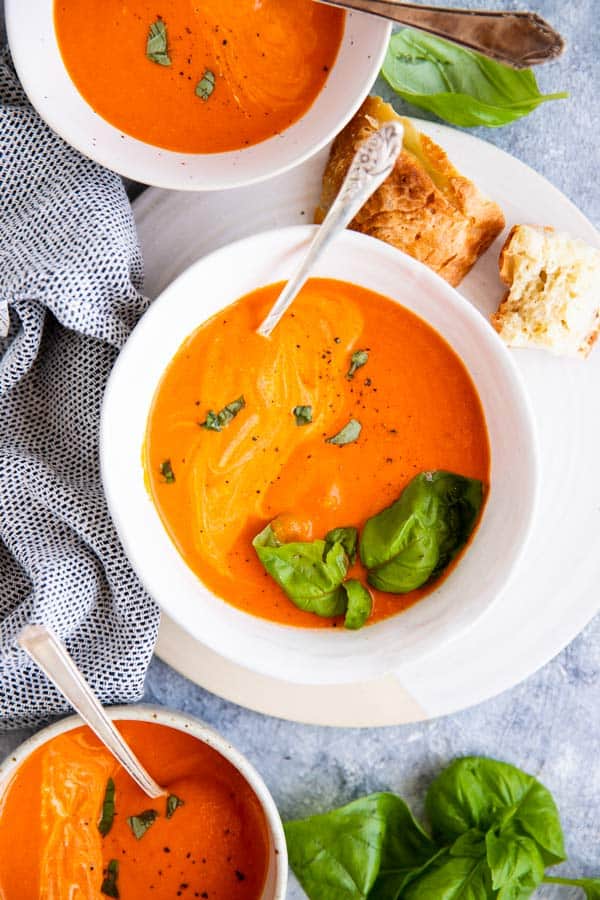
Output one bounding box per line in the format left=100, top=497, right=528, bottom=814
left=0, top=720, right=270, bottom=900
left=54, top=0, right=345, bottom=153
left=145, top=278, right=491, bottom=628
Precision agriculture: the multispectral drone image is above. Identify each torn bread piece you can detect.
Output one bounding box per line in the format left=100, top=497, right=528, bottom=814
left=492, top=225, right=600, bottom=358
left=315, top=96, right=505, bottom=287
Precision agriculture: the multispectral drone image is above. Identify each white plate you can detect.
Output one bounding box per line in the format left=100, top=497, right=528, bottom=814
left=135, top=118, right=600, bottom=725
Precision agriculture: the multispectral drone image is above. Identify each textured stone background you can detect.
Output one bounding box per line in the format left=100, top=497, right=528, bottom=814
left=1, top=2, right=599, bottom=897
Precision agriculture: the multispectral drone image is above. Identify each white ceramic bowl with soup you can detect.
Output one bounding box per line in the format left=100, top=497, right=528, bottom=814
left=0, top=705, right=287, bottom=900
left=101, top=226, right=539, bottom=685
left=6, top=0, right=390, bottom=190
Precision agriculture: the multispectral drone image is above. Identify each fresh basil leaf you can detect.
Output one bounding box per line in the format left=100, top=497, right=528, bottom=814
left=196, top=70, right=216, bottom=101
left=293, top=405, right=313, bottom=426
left=402, top=853, right=492, bottom=900
left=127, top=809, right=159, bottom=840
left=381, top=29, right=567, bottom=128
left=346, top=350, right=369, bottom=380
left=159, top=459, right=175, bottom=483
left=342, top=580, right=372, bottom=631
left=101, top=859, right=120, bottom=899
left=253, top=524, right=349, bottom=617
left=360, top=471, right=483, bottom=594
left=200, top=395, right=245, bottom=431
left=166, top=794, right=184, bottom=819
left=449, top=829, right=486, bottom=859
left=285, top=793, right=437, bottom=900
left=486, top=830, right=545, bottom=896
left=326, top=418, right=362, bottom=446
left=324, top=527, right=358, bottom=565
left=372, top=847, right=448, bottom=900
left=426, top=758, right=566, bottom=867
left=146, top=20, right=171, bottom=66
left=98, top=777, right=115, bottom=837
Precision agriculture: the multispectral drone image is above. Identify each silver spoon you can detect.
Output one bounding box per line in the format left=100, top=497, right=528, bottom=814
left=315, top=1, right=564, bottom=69
left=18, top=624, right=166, bottom=799
left=257, top=120, right=404, bottom=338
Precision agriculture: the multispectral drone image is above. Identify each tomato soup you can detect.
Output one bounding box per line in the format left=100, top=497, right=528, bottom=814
left=0, top=721, right=270, bottom=900
left=53, top=0, right=345, bottom=153
left=145, top=278, right=491, bottom=628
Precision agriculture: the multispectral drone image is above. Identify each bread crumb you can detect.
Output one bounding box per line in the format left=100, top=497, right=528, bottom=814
left=492, top=225, right=600, bottom=358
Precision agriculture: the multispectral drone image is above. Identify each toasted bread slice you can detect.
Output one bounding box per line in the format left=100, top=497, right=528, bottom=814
left=315, top=96, right=505, bottom=287
left=492, top=225, right=600, bottom=358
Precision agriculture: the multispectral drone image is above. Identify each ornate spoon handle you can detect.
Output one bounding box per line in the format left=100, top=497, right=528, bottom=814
left=317, top=0, right=565, bottom=68
left=19, top=625, right=166, bottom=799
left=0, top=298, right=8, bottom=338
left=257, top=121, right=404, bottom=338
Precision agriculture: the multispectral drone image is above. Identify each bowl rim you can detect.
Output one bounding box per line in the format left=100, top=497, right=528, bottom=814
left=100, top=224, right=540, bottom=684
left=5, top=1, right=391, bottom=190
left=0, top=703, right=288, bottom=899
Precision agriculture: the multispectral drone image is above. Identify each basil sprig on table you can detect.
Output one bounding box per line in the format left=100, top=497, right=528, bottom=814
left=285, top=756, right=600, bottom=900
left=381, top=29, right=567, bottom=128
left=286, top=793, right=437, bottom=900
left=360, top=471, right=483, bottom=594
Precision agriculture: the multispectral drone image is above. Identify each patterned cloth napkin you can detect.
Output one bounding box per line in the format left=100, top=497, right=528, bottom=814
left=0, top=48, right=160, bottom=729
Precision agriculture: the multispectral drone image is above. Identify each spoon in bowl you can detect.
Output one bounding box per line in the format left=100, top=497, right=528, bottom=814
left=315, top=1, right=564, bottom=68
left=257, top=119, right=404, bottom=338
left=18, top=624, right=166, bottom=799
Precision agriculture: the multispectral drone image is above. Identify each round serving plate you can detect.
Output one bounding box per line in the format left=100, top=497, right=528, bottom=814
left=134, top=117, right=600, bottom=726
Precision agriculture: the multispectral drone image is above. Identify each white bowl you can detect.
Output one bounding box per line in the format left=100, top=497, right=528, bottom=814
left=0, top=704, right=287, bottom=900
left=101, top=226, right=539, bottom=685
left=6, top=2, right=390, bottom=190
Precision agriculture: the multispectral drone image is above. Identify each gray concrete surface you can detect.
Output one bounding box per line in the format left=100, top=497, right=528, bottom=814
left=1, top=2, right=599, bottom=896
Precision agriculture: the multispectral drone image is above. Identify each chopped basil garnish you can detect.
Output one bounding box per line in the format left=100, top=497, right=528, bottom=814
left=326, top=419, right=362, bottom=446
left=293, top=405, right=313, bottom=426
left=166, top=794, right=185, bottom=819
left=200, top=396, right=245, bottom=431
left=346, top=349, right=369, bottom=380
left=196, top=70, right=216, bottom=100
left=98, top=777, right=116, bottom=837
left=101, top=859, right=120, bottom=898
left=159, top=459, right=175, bottom=483
left=146, top=20, right=171, bottom=66
left=127, top=809, right=159, bottom=840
